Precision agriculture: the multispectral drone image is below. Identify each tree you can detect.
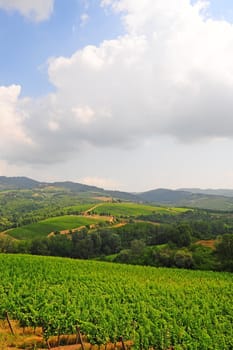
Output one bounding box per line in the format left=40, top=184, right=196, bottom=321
left=215, top=234, right=233, bottom=271
left=30, top=239, right=50, bottom=256
left=174, top=249, right=193, bottom=269
left=130, top=239, right=145, bottom=256
left=175, top=223, right=192, bottom=247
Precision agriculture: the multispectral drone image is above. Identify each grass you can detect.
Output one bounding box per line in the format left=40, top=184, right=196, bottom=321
left=8, top=215, right=106, bottom=240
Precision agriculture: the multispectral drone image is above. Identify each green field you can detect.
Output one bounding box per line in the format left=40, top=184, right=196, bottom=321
left=64, top=203, right=99, bottom=213
left=0, top=254, right=232, bottom=349
left=3, top=202, right=189, bottom=241
left=8, top=215, right=105, bottom=240
left=90, top=202, right=188, bottom=217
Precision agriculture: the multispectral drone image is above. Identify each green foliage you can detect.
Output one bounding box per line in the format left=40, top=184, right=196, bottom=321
left=174, top=249, right=193, bottom=268
left=174, top=223, right=192, bottom=247
left=215, top=234, right=233, bottom=271
left=0, top=254, right=232, bottom=349
left=191, top=245, right=216, bottom=271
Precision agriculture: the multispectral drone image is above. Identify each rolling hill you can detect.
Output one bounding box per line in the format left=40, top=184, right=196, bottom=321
left=1, top=176, right=233, bottom=210
left=137, top=188, right=233, bottom=210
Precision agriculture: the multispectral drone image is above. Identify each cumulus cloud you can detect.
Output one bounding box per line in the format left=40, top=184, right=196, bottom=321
left=45, top=1, right=233, bottom=144
left=3, top=0, right=233, bottom=165
left=0, top=85, right=32, bottom=160
left=0, top=0, right=54, bottom=21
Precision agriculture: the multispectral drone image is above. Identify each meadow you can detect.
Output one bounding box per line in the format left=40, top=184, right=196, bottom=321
left=0, top=254, right=232, bottom=349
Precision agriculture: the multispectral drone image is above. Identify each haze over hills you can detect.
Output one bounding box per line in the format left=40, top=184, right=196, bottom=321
left=0, top=176, right=41, bottom=189
left=1, top=176, right=233, bottom=210
left=0, top=176, right=140, bottom=201
left=180, top=188, right=233, bottom=197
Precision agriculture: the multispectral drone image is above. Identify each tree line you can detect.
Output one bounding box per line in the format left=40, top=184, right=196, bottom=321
left=1, top=221, right=232, bottom=272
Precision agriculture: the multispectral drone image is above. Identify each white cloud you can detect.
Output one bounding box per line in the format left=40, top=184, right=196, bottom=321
left=3, top=0, right=233, bottom=167
left=0, top=0, right=54, bottom=21
left=0, top=85, right=32, bottom=158
left=45, top=1, right=233, bottom=146
left=72, top=106, right=95, bottom=124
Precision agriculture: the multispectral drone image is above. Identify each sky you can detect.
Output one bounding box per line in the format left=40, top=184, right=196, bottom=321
left=1, top=0, right=233, bottom=191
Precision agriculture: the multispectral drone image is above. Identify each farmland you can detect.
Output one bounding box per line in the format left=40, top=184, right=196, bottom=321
left=1, top=199, right=233, bottom=272
left=88, top=202, right=188, bottom=217
left=0, top=255, right=233, bottom=350
left=4, top=202, right=189, bottom=241
left=0, top=254, right=232, bottom=349
left=0, top=179, right=233, bottom=349
left=8, top=215, right=106, bottom=240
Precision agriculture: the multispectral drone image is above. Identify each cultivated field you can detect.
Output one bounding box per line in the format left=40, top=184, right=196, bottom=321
left=0, top=254, right=232, bottom=349
left=3, top=202, right=189, bottom=240
left=88, top=202, right=188, bottom=217
left=8, top=215, right=106, bottom=240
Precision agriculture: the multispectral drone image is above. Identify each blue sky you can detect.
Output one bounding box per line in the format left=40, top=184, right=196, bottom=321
left=2, top=0, right=232, bottom=97
left=0, top=0, right=123, bottom=96
left=1, top=0, right=233, bottom=191
left=206, top=0, right=233, bottom=21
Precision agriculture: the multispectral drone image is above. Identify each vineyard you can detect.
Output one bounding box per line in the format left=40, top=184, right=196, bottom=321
left=7, top=215, right=107, bottom=240
left=87, top=203, right=188, bottom=217
left=0, top=254, right=232, bottom=349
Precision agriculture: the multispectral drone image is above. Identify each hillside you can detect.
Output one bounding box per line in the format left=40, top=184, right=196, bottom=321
left=0, top=176, right=233, bottom=273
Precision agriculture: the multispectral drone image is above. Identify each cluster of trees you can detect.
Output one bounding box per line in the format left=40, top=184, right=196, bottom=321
left=0, top=228, right=121, bottom=259
left=138, top=211, right=229, bottom=239
left=114, top=240, right=217, bottom=270
left=1, top=221, right=232, bottom=272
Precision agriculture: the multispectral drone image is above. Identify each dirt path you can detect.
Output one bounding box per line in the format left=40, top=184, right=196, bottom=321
left=111, top=222, right=127, bottom=228
left=83, top=203, right=103, bottom=215
left=83, top=204, right=115, bottom=224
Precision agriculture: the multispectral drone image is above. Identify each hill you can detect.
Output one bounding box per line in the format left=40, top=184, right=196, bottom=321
left=0, top=176, right=138, bottom=201
left=181, top=188, right=233, bottom=197
left=138, top=188, right=233, bottom=210
left=0, top=176, right=40, bottom=189
left=2, top=176, right=233, bottom=211
left=138, top=188, right=192, bottom=203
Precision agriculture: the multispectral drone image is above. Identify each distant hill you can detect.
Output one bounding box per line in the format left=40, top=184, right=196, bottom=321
left=2, top=176, right=233, bottom=210
left=138, top=188, right=192, bottom=203
left=138, top=188, right=233, bottom=211
left=0, top=176, right=138, bottom=202
left=180, top=188, right=233, bottom=197
left=0, top=176, right=102, bottom=192
left=0, top=176, right=40, bottom=190
left=51, top=181, right=103, bottom=193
